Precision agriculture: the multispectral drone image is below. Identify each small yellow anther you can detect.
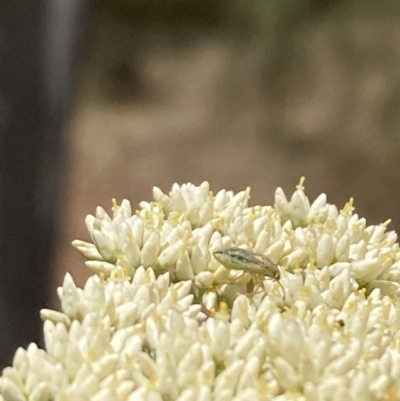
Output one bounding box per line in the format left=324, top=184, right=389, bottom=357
left=219, top=301, right=229, bottom=314
left=283, top=227, right=292, bottom=236
left=341, top=197, right=355, bottom=216
left=296, top=176, right=306, bottom=190
left=382, top=218, right=392, bottom=227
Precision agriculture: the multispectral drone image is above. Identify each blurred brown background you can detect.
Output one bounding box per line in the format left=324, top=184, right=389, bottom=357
left=53, top=0, right=400, bottom=300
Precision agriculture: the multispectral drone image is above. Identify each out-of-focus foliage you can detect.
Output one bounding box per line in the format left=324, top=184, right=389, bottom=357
left=97, top=0, right=344, bottom=42
left=98, top=0, right=231, bottom=30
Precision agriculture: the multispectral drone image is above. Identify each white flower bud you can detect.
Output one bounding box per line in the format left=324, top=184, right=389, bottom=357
left=92, top=229, right=117, bottom=262
left=274, top=187, right=291, bottom=217
left=158, top=240, right=184, bottom=267
left=120, top=199, right=132, bottom=218
left=290, top=190, right=310, bottom=225
left=176, top=250, right=194, bottom=281
left=194, top=271, right=215, bottom=288
left=308, top=193, right=327, bottom=219
left=71, top=240, right=103, bottom=260
left=141, top=231, right=161, bottom=268
left=265, top=240, right=285, bottom=264
left=253, top=228, right=271, bottom=254
left=317, top=234, right=335, bottom=268
left=0, top=377, right=26, bottom=401
left=214, top=360, right=244, bottom=396
left=85, top=260, right=116, bottom=275
left=335, top=233, right=349, bottom=262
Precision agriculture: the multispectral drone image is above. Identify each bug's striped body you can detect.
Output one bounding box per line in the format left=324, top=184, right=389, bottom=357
left=213, top=247, right=285, bottom=298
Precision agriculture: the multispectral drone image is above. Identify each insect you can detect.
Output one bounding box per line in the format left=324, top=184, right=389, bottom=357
left=213, top=247, right=285, bottom=299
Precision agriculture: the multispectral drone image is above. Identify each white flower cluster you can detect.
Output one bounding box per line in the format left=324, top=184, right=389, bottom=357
left=2, top=179, right=400, bottom=401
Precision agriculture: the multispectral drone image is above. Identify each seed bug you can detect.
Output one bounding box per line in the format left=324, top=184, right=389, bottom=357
left=213, top=247, right=285, bottom=299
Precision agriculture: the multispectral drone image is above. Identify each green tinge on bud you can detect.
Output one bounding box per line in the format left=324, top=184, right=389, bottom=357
left=71, top=240, right=103, bottom=260
left=40, top=309, right=71, bottom=326
left=85, top=260, right=116, bottom=276
left=91, top=229, right=117, bottom=263
left=0, top=376, right=26, bottom=401
left=121, top=240, right=141, bottom=268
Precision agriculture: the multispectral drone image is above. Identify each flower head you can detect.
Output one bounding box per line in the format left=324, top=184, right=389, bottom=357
left=2, top=178, right=400, bottom=401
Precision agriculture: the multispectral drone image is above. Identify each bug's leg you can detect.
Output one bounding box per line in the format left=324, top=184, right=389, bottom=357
left=259, top=275, right=285, bottom=300
left=246, top=275, right=265, bottom=298
left=273, top=274, right=286, bottom=300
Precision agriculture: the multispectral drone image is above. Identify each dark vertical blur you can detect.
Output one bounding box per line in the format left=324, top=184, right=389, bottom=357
left=0, top=1, right=88, bottom=369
